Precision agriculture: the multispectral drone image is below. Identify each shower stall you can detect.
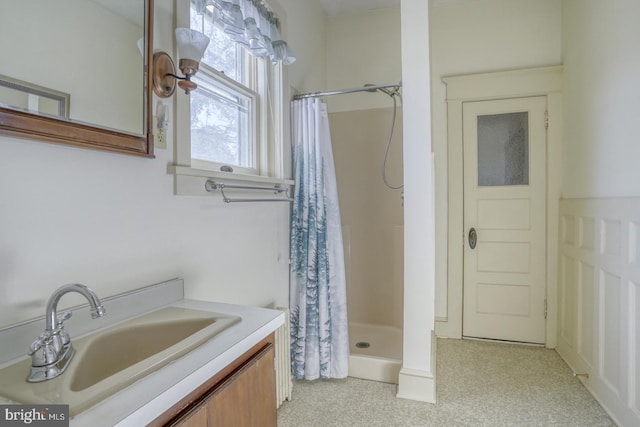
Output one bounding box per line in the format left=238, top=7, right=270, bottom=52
left=293, top=83, right=404, bottom=383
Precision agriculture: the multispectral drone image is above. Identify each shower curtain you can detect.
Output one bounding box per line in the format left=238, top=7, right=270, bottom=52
left=289, top=98, right=349, bottom=380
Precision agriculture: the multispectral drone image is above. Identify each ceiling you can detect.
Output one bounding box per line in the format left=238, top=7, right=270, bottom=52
left=319, top=0, right=401, bottom=16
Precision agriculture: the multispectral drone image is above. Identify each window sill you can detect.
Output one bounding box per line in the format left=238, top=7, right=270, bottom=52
left=168, top=165, right=294, bottom=196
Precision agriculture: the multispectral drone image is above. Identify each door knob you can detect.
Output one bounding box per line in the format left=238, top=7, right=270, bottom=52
left=468, top=228, right=477, bottom=249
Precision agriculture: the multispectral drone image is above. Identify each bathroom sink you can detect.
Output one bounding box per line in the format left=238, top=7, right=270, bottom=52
left=70, top=316, right=218, bottom=391
left=0, top=306, right=241, bottom=416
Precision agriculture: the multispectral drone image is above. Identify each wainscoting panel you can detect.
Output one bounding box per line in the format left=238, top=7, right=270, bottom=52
left=557, top=198, right=640, bottom=426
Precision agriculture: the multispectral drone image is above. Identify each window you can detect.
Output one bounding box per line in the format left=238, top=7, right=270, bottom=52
left=181, top=1, right=273, bottom=176
left=190, top=70, right=257, bottom=172
left=171, top=0, right=290, bottom=194
left=189, top=4, right=258, bottom=173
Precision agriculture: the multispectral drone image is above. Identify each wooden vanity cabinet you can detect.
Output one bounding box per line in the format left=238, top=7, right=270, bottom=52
left=149, top=334, right=277, bottom=427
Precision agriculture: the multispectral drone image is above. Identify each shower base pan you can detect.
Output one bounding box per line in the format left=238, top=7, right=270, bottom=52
left=348, top=322, right=402, bottom=384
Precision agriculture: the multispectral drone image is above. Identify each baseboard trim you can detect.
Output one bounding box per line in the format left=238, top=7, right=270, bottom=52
left=396, top=367, right=436, bottom=403
left=435, top=319, right=461, bottom=339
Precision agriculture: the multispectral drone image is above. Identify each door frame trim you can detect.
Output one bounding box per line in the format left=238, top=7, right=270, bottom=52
left=437, top=66, right=563, bottom=348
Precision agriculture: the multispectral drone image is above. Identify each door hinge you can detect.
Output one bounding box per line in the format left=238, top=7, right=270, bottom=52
left=545, top=110, right=549, bottom=130
left=544, top=299, right=548, bottom=319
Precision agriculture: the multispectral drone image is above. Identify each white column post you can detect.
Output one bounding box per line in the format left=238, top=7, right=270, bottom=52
left=397, top=0, right=436, bottom=403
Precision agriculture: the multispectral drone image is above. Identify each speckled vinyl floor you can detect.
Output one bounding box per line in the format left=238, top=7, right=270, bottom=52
left=277, top=338, right=614, bottom=427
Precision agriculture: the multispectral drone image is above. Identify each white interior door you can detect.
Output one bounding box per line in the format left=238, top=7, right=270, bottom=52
left=462, top=96, right=547, bottom=344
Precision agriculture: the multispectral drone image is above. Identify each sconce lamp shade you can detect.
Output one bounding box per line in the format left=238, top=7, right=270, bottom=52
left=175, top=28, right=210, bottom=63
left=152, top=28, right=210, bottom=98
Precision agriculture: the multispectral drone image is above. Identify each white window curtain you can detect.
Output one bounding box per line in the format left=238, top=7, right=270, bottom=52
left=193, top=0, right=296, bottom=65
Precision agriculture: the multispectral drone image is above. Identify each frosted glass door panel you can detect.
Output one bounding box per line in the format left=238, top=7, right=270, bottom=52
left=477, top=112, right=529, bottom=186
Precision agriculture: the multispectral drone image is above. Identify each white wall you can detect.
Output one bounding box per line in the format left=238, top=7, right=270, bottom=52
left=562, top=0, right=640, bottom=198
left=0, top=0, right=327, bottom=328
left=556, top=1, right=640, bottom=425
left=277, top=0, right=328, bottom=94
left=430, top=0, right=562, bottom=319
left=326, top=7, right=402, bottom=113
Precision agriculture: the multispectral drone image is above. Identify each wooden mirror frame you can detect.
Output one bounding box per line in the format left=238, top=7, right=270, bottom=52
left=0, top=0, right=155, bottom=158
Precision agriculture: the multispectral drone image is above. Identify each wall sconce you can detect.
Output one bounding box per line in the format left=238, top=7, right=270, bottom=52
left=152, top=28, right=210, bottom=98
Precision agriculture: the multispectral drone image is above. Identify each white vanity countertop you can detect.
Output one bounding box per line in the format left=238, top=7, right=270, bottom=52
left=74, top=298, right=284, bottom=426
left=0, top=279, right=284, bottom=426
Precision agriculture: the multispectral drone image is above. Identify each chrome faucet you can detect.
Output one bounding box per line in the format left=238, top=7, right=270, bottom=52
left=27, top=284, right=106, bottom=382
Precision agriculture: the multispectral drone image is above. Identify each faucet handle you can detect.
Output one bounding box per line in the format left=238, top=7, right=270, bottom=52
left=28, top=331, right=51, bottom=356
left=54, top=311, right=73, bottom=347
left=28, top=331, right=59, bottom=366
left=56, top=311, right=72, bottom=328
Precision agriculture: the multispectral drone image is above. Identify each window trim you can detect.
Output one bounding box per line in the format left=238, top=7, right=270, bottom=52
left=171, top=0, right=291, bottom=195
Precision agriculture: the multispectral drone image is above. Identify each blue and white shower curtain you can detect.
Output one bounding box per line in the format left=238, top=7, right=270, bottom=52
left=289, top=98, right=349, bottom=380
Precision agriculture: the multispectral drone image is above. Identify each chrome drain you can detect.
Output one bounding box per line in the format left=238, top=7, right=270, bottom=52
left=355, top=341, right=370, bottom=349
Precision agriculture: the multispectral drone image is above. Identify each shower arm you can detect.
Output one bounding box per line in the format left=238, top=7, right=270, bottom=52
left=293, top=82, right=402, bottom=100
left=293, top=80, right=405, bottom=191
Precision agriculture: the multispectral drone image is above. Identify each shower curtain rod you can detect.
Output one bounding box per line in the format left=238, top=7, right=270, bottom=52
left=293, top=82, right=402, bottom=100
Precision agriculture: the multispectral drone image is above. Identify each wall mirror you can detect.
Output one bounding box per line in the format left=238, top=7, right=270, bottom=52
left=0, top=0, right=154, bottom=157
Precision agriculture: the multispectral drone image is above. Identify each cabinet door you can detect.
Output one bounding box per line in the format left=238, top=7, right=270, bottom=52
left=176, top=407, right=207, bottom=427
left=245, top=345, right=277, bottom=426
left=207, top=344, right=276, bottom=426
left=173, top=342, right=276, bottom=427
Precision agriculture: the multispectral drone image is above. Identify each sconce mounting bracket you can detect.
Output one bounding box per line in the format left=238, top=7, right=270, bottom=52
left=152, top=52, right=176, bottom=98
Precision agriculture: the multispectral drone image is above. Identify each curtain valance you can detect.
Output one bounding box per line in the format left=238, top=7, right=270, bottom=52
left=193, top=0, right=296, bottom=65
